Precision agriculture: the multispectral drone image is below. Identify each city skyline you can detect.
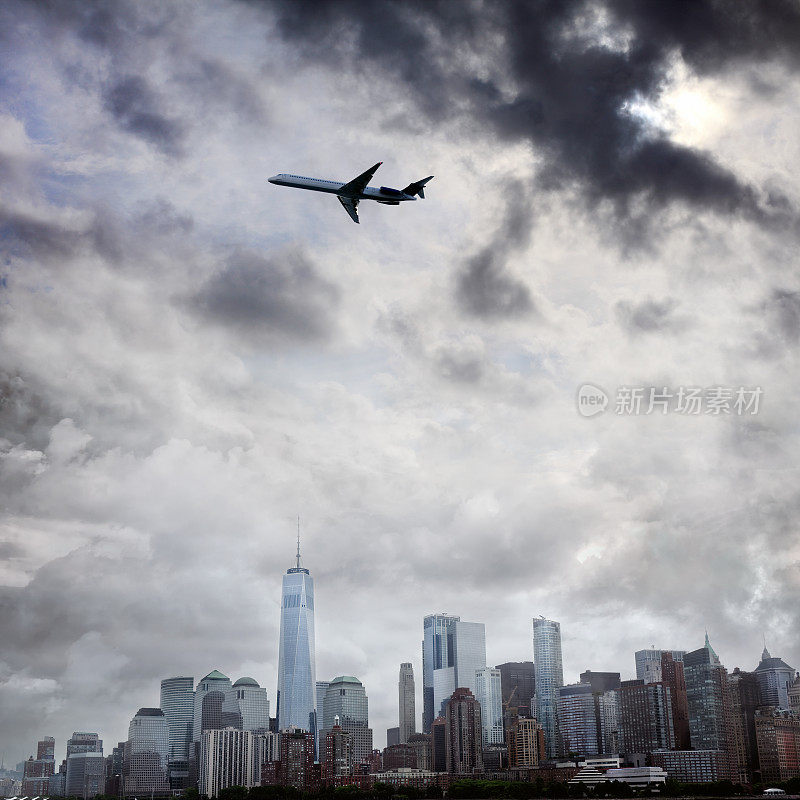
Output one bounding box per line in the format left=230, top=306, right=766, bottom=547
left=2, top=0, right=800, bottom=773
left=6, top=575, right=797, bottom=769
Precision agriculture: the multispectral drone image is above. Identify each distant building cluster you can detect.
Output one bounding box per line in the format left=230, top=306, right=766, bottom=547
left=10, top=549, right=800, bottom=798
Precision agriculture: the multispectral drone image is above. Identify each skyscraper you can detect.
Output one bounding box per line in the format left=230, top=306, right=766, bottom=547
left=422, top=613, right=460, bottom=732
left=320, top=676, right=373, bottom=763
left=21, top=738, right=55, bottom=796
left=193, top=670, right=234, bottom=741
left=508, top=717, right=544, bottom=767
left=557, top=683, right=599, bottom=757
left=754, top=647, right=795, bottom=710
left=322, top=722, right=353, bottom=782
left=533, top=617, right=564, bottom=759
left=227, top=677, right=270, bottom=730
left=65, top=733, right=104, bottom=799
left=444, top=688, right=483, bottom=774
left=617, top=680, right=675, bottom=754
left=634, top=649, right=685, bottom=682
left=683, top=635, right=736, bottom=779
left=660, top=653, right=690, bottom=750
left=425, top=617, right=487, bottom=722
left=199, top=728, right=256, bottom=796
left=475, top=667, right=504, bottom=746
left=399, top=663, right=416, bottom=743
left=496, top=662, right=535, bottom=712
left=160, top=676, right=194, bottom=790
left=277, top=535, right=316, bottom=736
left=727, top=668, right=761, bottom=783
left=123, top=708, right=170, bottom=798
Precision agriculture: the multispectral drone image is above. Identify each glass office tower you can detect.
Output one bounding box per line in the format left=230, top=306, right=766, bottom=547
left=160, top=676, right=194, bottom=789
left=319, top=676, right=373, bottom=763
left=533, top=617, right=564, bottom=759
left=124, top=708, right=170, bottom=797
left=423, top=614, right=461, bottom=732
left=277, top=539, right=316, bottom=735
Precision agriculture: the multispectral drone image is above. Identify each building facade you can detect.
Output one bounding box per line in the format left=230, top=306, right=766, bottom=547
left=422, top=613, right=460, bottom=732
left=430, top=717, right=447, bottom=772
left=533, top=617, right=564, bottom=759
left=508, top=717, right=544, bottom=768
left=160, top=676, right=194, bottom=790
left=65, top=733, right=104, bottom=798
left=227, top=677, right=270, bottom=730
left=683, top=636, right=736, bottom=779
left=320, top=676, right=373, bottom=763
left=634, top=649, right=685, bottom=682
left=475, top=667, right=504, bottom=746
left=755, top=648, right=796, bottom=710
left=727, top=668, right=761, bottom=783
left=660, top=653, right=690, bottom=750
left=650, top=749, right=728, bottom=783
left=277, top=542, right=317, bottom=736
left=323, top=724, right=353, bottom=782
left=598, top=690, right=620, bottom=755
left=123, top=708, right=170, bottom=798
left=444, top=688, right=483, bottom=774
left=496, top=662, right=535, bottom=714
left=399, top=663, right=416, bottom=743
left=755, top=707, right=800, bottom=783
left=617, top=680, right=675, bottom=754
left=21, top=737, right=55, bottom=797
left=557, top=683, right=599, bottom=757
left=789, top=673, right=800, bottom=714
left=193, top=670, right=234, bottom=741
left=199, top=728, right=255, bottom=797
left=408, top=733, right=431, bottom=771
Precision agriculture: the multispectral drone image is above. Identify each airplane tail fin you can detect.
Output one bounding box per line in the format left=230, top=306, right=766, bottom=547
left=402, top=175, right=434, bottom=199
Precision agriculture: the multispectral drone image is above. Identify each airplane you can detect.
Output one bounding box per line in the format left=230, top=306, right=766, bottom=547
left=268, top=162, right=433, bottom=224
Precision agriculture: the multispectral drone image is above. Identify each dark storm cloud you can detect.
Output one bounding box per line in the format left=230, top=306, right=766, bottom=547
left=764, top=289, right=800, bottom=344
left=103, top=75, right=184, bottom=157
left=0, top=206, right=82, bottom=258
left=455, top=180, right=535, bottom=319
left=434, top=348, right=484, bottom=385
left=267, top=0, right=800, bottom=225
left=615, top=297, right=689, bottom=335
left=0, top=373, right=61, bottom=450
left=191, top=249, right=340, bottom=342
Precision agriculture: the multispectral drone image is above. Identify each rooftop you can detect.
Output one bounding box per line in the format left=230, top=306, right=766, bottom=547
left=202, top=669, right=229, bottom=681
left=232, top=677, right=260, bottom=688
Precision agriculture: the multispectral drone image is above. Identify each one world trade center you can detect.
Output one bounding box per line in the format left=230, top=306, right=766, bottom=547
left=277, top=530, right=316, bottom=737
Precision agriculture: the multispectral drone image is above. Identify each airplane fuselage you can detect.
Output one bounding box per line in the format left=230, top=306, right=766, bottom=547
left=268, top=173, right=416, bottom=204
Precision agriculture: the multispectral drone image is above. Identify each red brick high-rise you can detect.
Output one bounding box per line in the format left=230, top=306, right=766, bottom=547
left=661, top=652, right=691, bottom=749
left=444, top=688, right=483, bottom=774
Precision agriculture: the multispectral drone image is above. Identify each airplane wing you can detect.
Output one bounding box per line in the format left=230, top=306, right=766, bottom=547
left=338, top=162, right=382, bottom=196
left=337, top=195, right=360, bottom=224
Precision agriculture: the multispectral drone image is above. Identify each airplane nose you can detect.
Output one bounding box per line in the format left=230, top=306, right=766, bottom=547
left=268, top=175, right=280, bottom=184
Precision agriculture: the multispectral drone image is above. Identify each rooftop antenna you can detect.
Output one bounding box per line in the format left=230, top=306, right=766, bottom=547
left=296, top=516, right=301, bottom=569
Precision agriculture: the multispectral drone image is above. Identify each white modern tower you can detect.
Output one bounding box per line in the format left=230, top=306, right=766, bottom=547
left=474, top=667, right=504, bottom=746
left=533, top=616, right=564, bottom=759
left=277, top=528, right=317, bottom=736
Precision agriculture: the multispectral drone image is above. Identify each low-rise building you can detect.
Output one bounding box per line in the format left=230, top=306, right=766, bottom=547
left=650, top=749, right=728, bottom=783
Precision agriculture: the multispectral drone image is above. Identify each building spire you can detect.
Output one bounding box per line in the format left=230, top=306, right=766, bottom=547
left=296, top=515, right=301, bottom=569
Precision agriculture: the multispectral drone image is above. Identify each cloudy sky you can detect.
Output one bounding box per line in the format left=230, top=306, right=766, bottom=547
left=2, top=0, right=800, bottom=765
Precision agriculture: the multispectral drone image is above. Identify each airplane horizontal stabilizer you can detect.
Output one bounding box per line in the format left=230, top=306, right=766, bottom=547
left=402, top=175, right=434, bottom=198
